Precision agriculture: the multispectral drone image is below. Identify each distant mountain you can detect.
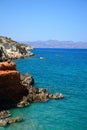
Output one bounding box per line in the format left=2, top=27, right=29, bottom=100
left=25, top=40, right=87, bottom=49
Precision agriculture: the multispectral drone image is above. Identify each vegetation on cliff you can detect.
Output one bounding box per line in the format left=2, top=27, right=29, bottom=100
left=0, top=36, right=34, bottom=60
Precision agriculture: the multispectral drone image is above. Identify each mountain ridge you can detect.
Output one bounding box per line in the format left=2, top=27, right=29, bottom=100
left=25, top=40, right=87, bottom=49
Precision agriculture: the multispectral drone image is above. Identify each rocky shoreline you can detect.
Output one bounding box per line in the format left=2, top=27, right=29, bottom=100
left=0, top=36, right=34, bottom=61
left=0, top=110, right=22, bottom=126
left=0, top=36, right=64, bottom=127
left=0, top=61, right=64, bottom=126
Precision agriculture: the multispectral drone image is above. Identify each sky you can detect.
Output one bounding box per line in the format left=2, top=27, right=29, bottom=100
left=0, top=0, right=87, bottom=42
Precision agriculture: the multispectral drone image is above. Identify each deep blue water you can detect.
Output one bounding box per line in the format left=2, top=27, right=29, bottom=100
left=1, top=48, right=87, bottom=130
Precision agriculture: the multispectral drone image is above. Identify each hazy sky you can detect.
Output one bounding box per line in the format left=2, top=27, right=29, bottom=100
left=0, top=0, right=87, bottom=41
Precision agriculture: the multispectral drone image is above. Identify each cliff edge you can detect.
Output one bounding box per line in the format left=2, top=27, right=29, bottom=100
left=0, top=61, right=28, bottom=109
left=0, top=61, right=64, bottom=110
left=0, top=36, right=34, bottom=60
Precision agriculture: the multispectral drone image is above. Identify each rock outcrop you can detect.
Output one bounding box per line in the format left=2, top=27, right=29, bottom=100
left=20, top=73, right=34, bottom=86
left=0, top=61, right=28, bottom=109
left=0, top=116, right=23, bottom=126
left=0, top=60, right=64, bottom=126
left=0, top=36, right=34, bottom=60
left=0, top=61, right=64, bottom=110
left=0, top=110, right=22, bottom=126
left=0, top=110, right=11, bottom=119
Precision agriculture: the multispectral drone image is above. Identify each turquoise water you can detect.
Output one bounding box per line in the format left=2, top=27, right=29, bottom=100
left=1, top=48, right=87, bottom=130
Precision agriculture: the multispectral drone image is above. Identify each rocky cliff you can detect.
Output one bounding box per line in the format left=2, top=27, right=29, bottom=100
left=0, top=61, right=64, bottom=110
left=0, top=36, right=34, bottom=60
left=0, top=61, right=28, bottom=109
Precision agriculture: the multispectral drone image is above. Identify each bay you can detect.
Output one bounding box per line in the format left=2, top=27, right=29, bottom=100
left=1, top=48, right=87, bottom=130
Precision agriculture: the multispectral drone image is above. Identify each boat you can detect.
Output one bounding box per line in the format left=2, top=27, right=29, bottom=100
left=40, top=57, right=45, bottom=60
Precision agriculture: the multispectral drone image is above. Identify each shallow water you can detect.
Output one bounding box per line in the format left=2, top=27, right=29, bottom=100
left=1, top=48, right=87, bottom=130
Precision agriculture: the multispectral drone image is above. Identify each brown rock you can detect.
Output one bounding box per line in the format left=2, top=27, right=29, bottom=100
left=6, top=117, right=23, bottom=124
left=0, top=61, right=16, bottom=70
left=20, top=73, right=34, bottom=86
left=17, top=96, right=30, bottom=108
left=0, top=61, right=64, bottom=110
left=0, top=61, right=28, bottom=109
left=0, top=110, right=11, bottom=119
left=0, top=120, right=7, bottom=126
left=49, top=93, right=64, bottom=99
left=0, top=117, right=23, bottom=126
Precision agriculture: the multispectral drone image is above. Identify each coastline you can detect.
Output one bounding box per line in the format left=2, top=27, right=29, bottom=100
left=0, top=36, right=34, bottom=61
left=0, top=60, right=64, bottom=126
left=0, top=36, right=64, bottom=127
left=0, top=48, right=87, bottom=129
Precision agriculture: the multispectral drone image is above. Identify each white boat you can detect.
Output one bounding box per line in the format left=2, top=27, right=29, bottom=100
left=40, top=57, right=45, bottom=60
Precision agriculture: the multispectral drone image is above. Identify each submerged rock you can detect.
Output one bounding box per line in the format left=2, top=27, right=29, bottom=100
left=5, top=117, right=23, bottom=124
left=0, top=117, right=23, bottom=126
left=0, top=119, right=7, bottom=126
left=0, top=110, right=22, bottom=127
left=0, top=110, right=11, bottom=119
left=49, top=93, right=64, bottom=99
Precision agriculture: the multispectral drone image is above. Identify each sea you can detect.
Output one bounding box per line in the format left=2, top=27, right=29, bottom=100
left=1, top=48, right=87, bottom=130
